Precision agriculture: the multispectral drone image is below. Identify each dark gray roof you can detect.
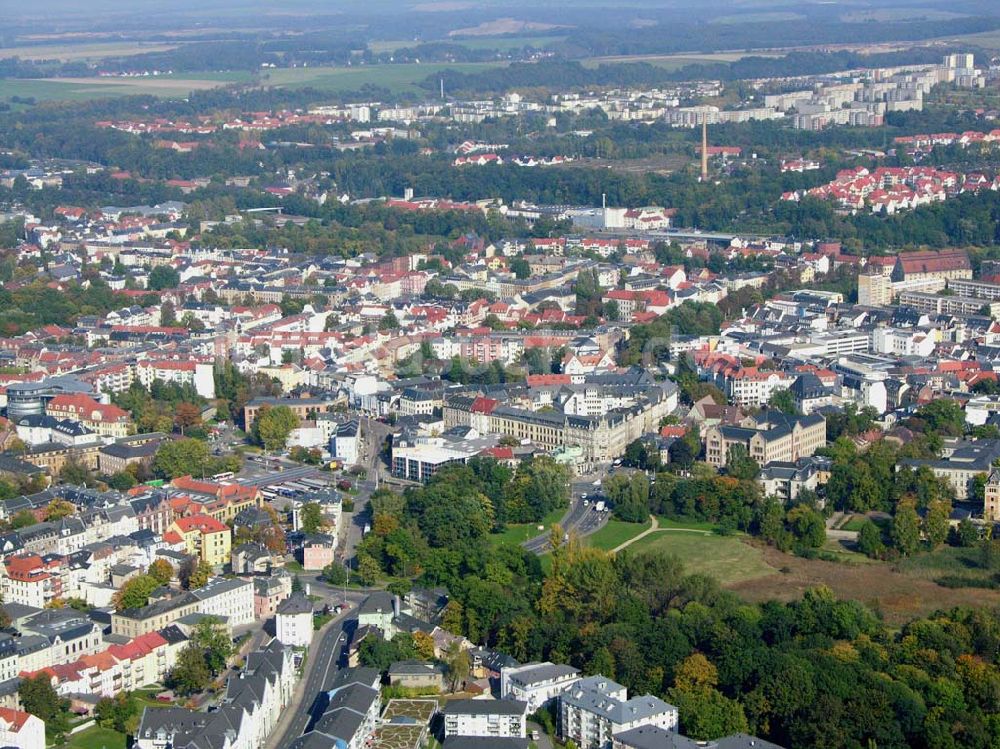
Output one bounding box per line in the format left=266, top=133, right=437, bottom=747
left=614, top=726, right=700, bottom=749
left=276, top=593, right=314, bottom=616
left=443, top=699, right=527, bottom=717
left=443, top=739, right=530, bottom=749
left=388, top=660, right=444, bottom=676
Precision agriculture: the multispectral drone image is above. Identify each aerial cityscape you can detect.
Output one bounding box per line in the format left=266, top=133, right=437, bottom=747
left=5, top=1, right=1000, bottom=748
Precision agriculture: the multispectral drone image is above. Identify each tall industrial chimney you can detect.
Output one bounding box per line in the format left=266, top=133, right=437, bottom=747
left=701, top=115, right=709, bottom=181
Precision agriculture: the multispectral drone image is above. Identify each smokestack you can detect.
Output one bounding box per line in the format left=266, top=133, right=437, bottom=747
left=440, top=77, right=445, bottom=100
left=701, top=115, right=709, bottom=181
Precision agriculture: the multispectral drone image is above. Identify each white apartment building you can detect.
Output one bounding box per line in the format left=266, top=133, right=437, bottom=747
left=0, top=708, right=45, bottom=749
left=560, top=676, right=679, bottom=749
left=192, top=577, right=254, bottom=627
left=501, top=662, right=581, bottom=712
left=870, top=327, right=935, bottom=357
left=135, top=360, right=216, bottom=399
left=723, top=370, right=796, bottom=408
left=275, top=594, right=313, bottom=647
left=443, top=699, right=528, bottom=738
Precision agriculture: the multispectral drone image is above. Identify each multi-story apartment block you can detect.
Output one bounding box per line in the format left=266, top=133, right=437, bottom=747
left=166, top=515, right=231, bottom=567
left=443, top=699, right=528, bottom=738
left=560, top=676, right=678, bottom=749
left=192, top=577, right=254, bottom=627
left=500, top=662, right=581, bottom=712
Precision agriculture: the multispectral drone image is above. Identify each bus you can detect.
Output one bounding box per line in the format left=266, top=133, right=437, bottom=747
left=212, top=472, right=235, bottom=482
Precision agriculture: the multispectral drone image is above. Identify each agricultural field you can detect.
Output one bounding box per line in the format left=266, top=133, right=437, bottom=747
left=0, top=41, right=179, bottom=62
left=940, top=28, right=1000, bottom=51
left=0, top=72, right=249, bottom=102
left=369, top=36, right=565, bottom=53
left=259, top=63, right=505, bottom=97
left=581, top=51, right=786, bottom=70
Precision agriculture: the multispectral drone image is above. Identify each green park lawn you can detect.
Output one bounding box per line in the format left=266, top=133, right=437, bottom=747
left=62, top=726, right=126, bottom=749
left=621, top=530, right=776, bottom=585
left=491, top=508, right=567, bottom=547
left=584, top=519, right=652, bottom=551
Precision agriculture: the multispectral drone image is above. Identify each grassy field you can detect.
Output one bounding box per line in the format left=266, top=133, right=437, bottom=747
left=623, top=531, right=777, bottom=585
left=491, top=507, right=567, bottom=547
left=583, top=519, right=652, bottom=551
left=656, top=516, right=719, bottom=532
left=62, top=726, right=126, bottom=749
left=260, top=63, right=504, bottom=96
left=938, top=28, right=1000, bottom=52
left=895, top=545, right=995, bottom=583
left=0, top=41, right=179, bottom=61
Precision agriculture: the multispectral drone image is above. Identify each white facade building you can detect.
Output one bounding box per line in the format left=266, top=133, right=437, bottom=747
left=560, top=676, right=679, bottom=749
left=275, top=594, right=314, bottom=647
left=443, top=699, right=528, bottom=738
left=500, top=662, right=581, bottom=712
left=192, top=577, right=254, bottom=627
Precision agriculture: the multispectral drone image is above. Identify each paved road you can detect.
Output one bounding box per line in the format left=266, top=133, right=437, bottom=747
left=238, top=465, right=322, bottom=487
left=523, top=477, right=610, bottom=554
left=268, top=608, right=357, bottom=749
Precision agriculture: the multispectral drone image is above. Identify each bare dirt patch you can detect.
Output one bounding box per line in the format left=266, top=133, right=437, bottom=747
left=727, top=545, right=1000, bottom=625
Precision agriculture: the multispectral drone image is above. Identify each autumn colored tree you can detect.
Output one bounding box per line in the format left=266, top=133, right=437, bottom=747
left=148, top=558, right=174, bottom=585
left=187, top=560, right=213, bottom=589
left=44, top=498, right=75, bottom=521
left=174, top=402, right=203, bottom=435
left=412, top=630, right=436, bottom=660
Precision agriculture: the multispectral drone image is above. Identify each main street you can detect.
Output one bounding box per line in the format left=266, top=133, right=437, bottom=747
left=266, top=589, right=368, bottom=749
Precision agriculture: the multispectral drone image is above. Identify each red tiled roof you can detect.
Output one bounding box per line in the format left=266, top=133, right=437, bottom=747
left=173, top=515, right=228, bottom=534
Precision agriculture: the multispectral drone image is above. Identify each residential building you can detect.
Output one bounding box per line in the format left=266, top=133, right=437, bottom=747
left=560, top=676, right=678, bottom=749
left=254, top=573, right=293, bottom=619
left=388, top=660, right=445, bottom=691
left=135, top=640, right=295, bottom=749
left=276, top=593, right=313, bottom=647
left=443, top=699, right=528, bottom=738
left=500, top=662, right=581, bottom=712
left=167, top=515, right=232, bottom=567
left=0, top=707, right=45, bottom=749
left=192, top=577, right=254, bottom=627
left=357, top=592, right=396, bottom=638
left=331, top=420, right=360, bottom=465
